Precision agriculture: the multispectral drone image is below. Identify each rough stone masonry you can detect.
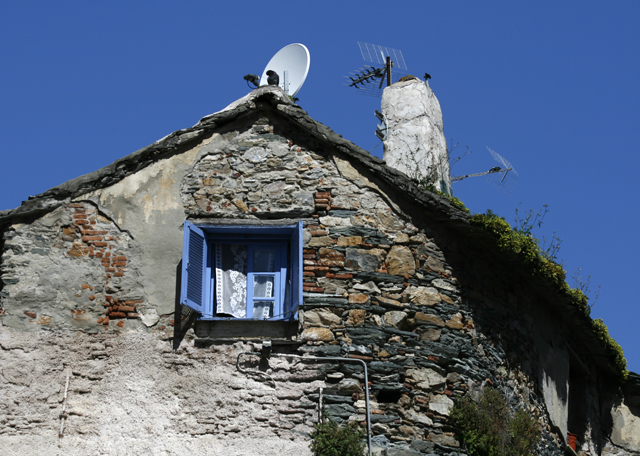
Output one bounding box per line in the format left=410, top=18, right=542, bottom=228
left=1, top=85, right=638, bottom=456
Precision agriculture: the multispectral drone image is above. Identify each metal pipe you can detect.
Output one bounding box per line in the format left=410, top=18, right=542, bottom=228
left=271, top=353, right=373, bottom=456
left=235, top=351, right=374, bottom=456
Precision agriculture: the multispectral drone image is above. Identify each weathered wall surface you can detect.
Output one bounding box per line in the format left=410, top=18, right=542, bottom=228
left=381, top=77, right=449, bottom=193
left=0, top=328, right=316, bottom=456
left=1, top=87, right=637, bottom=455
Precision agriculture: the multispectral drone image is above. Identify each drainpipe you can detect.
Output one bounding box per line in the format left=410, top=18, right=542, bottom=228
left=237, top=352, right=373, bottom=456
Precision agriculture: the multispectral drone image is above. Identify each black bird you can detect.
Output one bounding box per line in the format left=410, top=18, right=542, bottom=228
left=424, top=73, right=431, bottom=81
left=489, top=166, right=502, bottom=172
left=243, top=74, right=260, bottom=88
left=266, top=70, right=279, bottom=86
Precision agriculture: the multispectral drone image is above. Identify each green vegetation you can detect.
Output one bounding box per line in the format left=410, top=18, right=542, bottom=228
left=449, top=387, right=541, bottom=456
left=469, top=209, right=628, bottom=380
left=426, top=186, right=471, bottom=213
left=310, top=415, right=366, bottom=456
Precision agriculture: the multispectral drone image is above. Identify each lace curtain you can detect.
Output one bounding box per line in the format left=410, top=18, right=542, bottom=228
left=215, top=244, right=248, bottom=318
left=214, top=244, right=275, bottom=318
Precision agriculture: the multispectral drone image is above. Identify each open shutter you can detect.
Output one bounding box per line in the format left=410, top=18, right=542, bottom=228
left=180, top=221, right=207, bottom=314
left=289, top=221, right=303, bottom=317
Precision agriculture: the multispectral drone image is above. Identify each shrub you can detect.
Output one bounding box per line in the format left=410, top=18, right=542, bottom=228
left=310, top=416, right=366, bottom=456
left=449, top=387, right=540, bottom=456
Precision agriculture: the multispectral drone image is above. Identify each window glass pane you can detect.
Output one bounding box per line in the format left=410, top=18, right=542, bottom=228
left=253, top=248, right=276, bottom=272
left=253, top=301, right=273, bottom=319
left=253, top=274, right=275, bottom=298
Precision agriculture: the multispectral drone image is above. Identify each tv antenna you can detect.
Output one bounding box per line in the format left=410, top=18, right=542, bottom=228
left=451, top=146, right=519, bottom=194
left=344, top=42, right=408, bottom=97
left=243, top=43, right=310, bottom=97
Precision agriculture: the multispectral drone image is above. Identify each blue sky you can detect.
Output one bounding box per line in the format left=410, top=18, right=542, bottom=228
left=1, top=1, right=638, bottom=372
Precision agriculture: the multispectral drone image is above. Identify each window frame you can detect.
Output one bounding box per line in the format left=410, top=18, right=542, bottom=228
left=180, top=220, right=303, bottom=321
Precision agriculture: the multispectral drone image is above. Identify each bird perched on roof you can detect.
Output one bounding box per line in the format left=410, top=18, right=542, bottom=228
left=266, top=70, right=279, bottom=86
left=243, top=74, right=260, bottom=88
left=424, top=73, right=431, bottom=81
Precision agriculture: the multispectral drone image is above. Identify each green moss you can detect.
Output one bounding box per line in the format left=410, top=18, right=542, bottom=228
left=591, top=319, right=629, bottom=381
left=471, top=210, right=628, bottom=380
left=425, top=186, right=471, bottom=213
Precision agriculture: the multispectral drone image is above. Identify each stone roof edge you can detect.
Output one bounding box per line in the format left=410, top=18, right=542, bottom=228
left=0, top=86, right=470, bottom=229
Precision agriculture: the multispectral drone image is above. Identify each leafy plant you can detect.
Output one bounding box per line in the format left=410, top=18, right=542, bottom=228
left=449, top=387, right=540, bottom=456
left=310, top=415, right=366, bottom=456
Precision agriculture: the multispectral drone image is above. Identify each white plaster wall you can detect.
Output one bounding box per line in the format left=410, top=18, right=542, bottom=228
left=381, top=78, right=450, bottom=193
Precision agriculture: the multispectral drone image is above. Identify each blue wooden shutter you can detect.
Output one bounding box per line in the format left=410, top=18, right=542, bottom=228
left=289, top=221, right=303, bottom=316
left=180, top=221, right=207, bottom=314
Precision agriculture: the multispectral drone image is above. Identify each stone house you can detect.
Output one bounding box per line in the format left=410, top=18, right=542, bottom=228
left=0, top=83, right=638, bottom=456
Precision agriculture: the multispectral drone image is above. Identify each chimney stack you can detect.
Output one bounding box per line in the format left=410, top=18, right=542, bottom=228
left=380, top=77, right=451, bottom=194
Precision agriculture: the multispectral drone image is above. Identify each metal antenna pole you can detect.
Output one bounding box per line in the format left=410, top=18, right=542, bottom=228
left=386, top=56, right=391, bottom=87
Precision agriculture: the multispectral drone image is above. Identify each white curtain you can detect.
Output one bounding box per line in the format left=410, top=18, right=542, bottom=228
left=215, top=244, right=248, bottom=318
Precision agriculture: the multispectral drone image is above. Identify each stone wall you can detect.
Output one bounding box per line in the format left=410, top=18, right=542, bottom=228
left=1, top=88, right=637, bottom=455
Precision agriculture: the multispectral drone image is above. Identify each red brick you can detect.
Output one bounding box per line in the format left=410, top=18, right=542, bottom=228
left=105, top=252, right=111, bottom=257
left=302, top=286, right=324, bottom=293
left=76, top=220, right=89, bottom=225
left=125, top=300, right=144, bottom=305
left=102, top=317, right=109, bottom=325
left=83, top=236, right=102, bottom=242
left=119, top=306, right=134, bottom=312
left=94, top=242, right=108, bottom=247
left=89, top=295, right=95, bottom=301
left=114, top=261, right=127, bottom=267
left=74, top=208, right=86, bottom=214
left=116, top=256, right=127, bottom=261
left=325, top=273, right=335, bottom=278
left=24, top=311, right=37, bottom=319
left=303, top=271, right=315, bottom=277
left=127, top=313, right=140, bottom=319
left=83, top=230, right=108, bottom=236
left=335, top=273, right=353, bottom=279
left=68, top=203, right=84, bottom=208
left=105, top=268, right=116, bottom=273
left=116, top=321, right=125, bottom=328
left=73, top=214, right=87, bottom=219
left=109, top=312, right=126, bottom=319
left=106, top=296, right=113, bottom=302
left=309, top=230, right=329, bottom=236
left=303, top=266, right=330, bottom=272
left=114, top=272, right=124, bottom=277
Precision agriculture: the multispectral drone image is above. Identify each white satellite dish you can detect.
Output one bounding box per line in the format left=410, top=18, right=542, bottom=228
left=260, top=43, right=310, bottom=96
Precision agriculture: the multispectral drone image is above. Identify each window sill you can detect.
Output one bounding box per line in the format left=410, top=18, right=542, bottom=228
left=194, top=319, right=298, bottom=340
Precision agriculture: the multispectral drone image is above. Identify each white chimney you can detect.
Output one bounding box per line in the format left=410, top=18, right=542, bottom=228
left=380, top=77, right=451, bottom=194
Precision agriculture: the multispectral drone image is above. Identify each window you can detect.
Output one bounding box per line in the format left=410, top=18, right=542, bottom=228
left=180, top=221, right=302, bottom=321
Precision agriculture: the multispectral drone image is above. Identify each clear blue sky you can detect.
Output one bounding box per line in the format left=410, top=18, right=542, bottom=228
left=1, top=1, right=638, bottom=373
